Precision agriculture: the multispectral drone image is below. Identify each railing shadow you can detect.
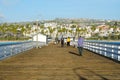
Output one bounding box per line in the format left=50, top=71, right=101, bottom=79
left=73, top=67, right=109, bottom=80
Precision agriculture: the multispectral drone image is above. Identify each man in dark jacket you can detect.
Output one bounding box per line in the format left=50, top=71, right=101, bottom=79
left=61, top=37, right=64, bottom=47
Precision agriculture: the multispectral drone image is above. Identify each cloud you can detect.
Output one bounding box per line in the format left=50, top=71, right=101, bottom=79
left=0, top=0, right=20, bottom=6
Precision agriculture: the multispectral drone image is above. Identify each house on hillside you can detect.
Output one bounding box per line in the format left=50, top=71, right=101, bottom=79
left=44, top=22, right=57, bottom=28
left=97, top=25, right=109, bottom=36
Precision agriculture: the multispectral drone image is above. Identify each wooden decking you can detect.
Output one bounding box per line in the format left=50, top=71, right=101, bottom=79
left=0, top=43, right=120, bottom=80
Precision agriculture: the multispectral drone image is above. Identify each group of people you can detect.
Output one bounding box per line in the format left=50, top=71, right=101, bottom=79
left=55, top=36, right=71, bottom=47
left=61, top=37, right=71, bottom=47
left=55, top=36, right=84, bottom=56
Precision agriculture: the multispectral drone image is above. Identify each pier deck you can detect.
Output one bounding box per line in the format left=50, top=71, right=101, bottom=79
left=0, top=43, right=120, bottom=80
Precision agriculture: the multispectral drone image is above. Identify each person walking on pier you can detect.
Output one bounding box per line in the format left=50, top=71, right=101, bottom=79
left=61, top=36, right=64, bottom=47
left=55, top=37, right=58, bottom=44
left=67, top=37, right=70, bottom=46
left=77, top=36, right=84, bottom=56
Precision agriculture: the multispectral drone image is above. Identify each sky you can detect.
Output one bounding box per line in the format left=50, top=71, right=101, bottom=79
left=0, top=0, right=120, bottom=22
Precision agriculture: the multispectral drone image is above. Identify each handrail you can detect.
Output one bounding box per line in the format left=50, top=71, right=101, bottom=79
left=0, top=41, right=46, bottom=60
left=71, top=40, right=120, bottom=61
left=84, top=40, right=120, bottom=61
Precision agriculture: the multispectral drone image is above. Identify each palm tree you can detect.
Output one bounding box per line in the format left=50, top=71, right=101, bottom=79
left=1, top=23, right=9, bottom=40
left=76, top=27, right=80, bottom=37
left=61, top=27, right=67, bottom=34
left=12, top=24, right=19, bottom=40
left=109, top=25, right=117, bottom=40
left=68, top=30, right=73, bottom=36
left=70, top=25, right=76, bottom=28
left=20, top=25, right=27, bottom=40
left=0, top=24, right=4, bottom=39
left=41, top=29, right=45, bottom=35
left=2, top=23, right=7, bottom=33
left=48, top=26, right=56, bottom=37
left=6, top=24, right=15, bottom=40
left=91, top=25, right=96, bottom=32
left=57, top=28, right=62, bottom=36
left=26, top=24, right=32, bottom=38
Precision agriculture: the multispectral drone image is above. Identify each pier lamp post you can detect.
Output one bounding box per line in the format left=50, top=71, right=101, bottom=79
left=36, top=20, right=39, bottom=48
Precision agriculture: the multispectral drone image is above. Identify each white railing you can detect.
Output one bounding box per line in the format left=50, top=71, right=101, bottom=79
left=71, top=40, right=120, bottom=61
left=0, top=41, right=46, bottom=60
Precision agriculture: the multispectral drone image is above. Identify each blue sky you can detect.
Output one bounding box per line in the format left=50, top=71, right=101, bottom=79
left=0, top=0, right=120, bottom=22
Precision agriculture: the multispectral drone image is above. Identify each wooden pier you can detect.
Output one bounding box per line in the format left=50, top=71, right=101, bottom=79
left=0, top=43, right=120, bottom=80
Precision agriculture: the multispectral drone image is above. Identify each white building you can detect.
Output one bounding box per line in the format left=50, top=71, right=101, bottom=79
left=85, top=33, right=92, bottom=38
left=94, top=28, right=99, bottom=33
left=32, top=33, right=47, bottom=43
left=44, top=22, right=57, bottom=28
left=116, top=28, right=120, bottom=32
left=109, top=28, right=114, bottom=33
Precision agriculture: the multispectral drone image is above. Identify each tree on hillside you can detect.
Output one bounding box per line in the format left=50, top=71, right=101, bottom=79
left=48, top=26, right=56, bottom=37
left=76, top=27, right=81, bottom=37
left=70, top=25, right=76, bottom=28
left=91, top=25, right=96, bottom=32
left=61, top=27, right=67, bottom=34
